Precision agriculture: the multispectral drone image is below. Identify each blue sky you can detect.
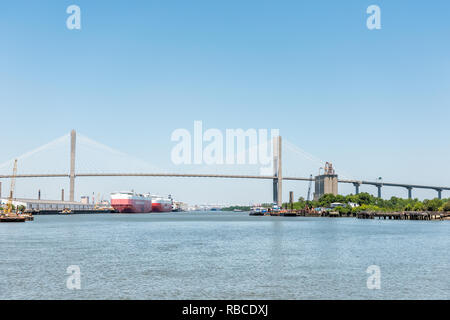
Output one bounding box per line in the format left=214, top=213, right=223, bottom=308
left=1, top=1, right=449, bottom=204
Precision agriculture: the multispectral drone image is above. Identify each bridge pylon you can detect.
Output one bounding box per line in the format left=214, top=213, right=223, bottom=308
left=272, top=136, right=282, bottom=207
left=69, top=130, right=76, bottom=202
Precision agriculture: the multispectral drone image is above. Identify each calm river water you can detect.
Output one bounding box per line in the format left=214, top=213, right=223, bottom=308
left=0, top=212, right=448, bottom=299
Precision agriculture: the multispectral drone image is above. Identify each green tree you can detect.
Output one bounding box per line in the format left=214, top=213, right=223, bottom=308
left=345, top=194, right=359, bottom=204
left=318, top=194, right=337, bottom=207
left=404, top=203, right=413, bottom=211
left=335, top=206, right=350, bottom=215
left=297, top=197, right=306, bottom=208
left=413, top=202, right=424, bottom=211
left=355, top=193, right=373, bottom=205
left=442, top=201, right=450, bottom=212
left=423, top=198, right=443, bottom=211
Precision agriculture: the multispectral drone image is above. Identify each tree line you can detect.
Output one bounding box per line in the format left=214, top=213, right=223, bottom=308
left=283, top=193, right=450, bottom=214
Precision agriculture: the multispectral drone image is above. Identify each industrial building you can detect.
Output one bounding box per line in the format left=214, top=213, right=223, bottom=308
left=0, top=198, right=95, bottom=211
left=80, top=196, right=90, bottom=204
left=314, top=162, right=338, bottom=200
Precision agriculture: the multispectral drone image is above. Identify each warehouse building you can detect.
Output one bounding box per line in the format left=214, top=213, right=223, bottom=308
left=0, top=198, right=95, bottom=211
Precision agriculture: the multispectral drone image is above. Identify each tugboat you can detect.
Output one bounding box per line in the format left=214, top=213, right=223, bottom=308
left=269, top=204, right=281, bottom=216
left=249, top=206, right=266, bottom=216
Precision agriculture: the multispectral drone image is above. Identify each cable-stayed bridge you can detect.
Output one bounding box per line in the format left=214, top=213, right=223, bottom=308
left=0, top=130, right=449, bottom=205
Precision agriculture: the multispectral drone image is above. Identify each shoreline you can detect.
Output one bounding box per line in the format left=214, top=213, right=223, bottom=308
left=253, top=210, right=450, bottom=221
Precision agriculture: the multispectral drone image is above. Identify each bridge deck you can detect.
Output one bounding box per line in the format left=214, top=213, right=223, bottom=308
left=0, top=173, right=449, bottom=191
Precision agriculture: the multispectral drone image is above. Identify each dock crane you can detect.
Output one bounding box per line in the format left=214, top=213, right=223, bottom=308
left=306, top=174, right=313, bottom=202
left=5, top=159, right=18, bottom=215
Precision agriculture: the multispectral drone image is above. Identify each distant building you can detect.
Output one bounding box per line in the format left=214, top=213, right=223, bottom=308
left=348, top=202, right=359, bottom=208
left=99, top=200, right=110, bottom=206
left=0, top=198, right=95, bottom=211
left=173, top=201, right=188, bottom=211
left=329, top=202, right=359, bottom=209
left=314, top=162, right=338, bottom=200
left=330, top=202, right=346, bottom=209
left=80, top=196, right=90, bottom=204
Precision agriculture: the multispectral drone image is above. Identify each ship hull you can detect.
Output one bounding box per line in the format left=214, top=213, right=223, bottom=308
left=152, top=202, right=172, bottom=212
left=111, top=198, right=152, bottom=213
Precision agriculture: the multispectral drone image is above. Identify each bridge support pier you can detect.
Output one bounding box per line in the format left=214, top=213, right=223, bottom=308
left=272, top=136, right=282, bottom=207
left=69, top=130, right=76, bottom=202
left=377, top=185, right=382, bottom=198
left=289, top=191, right=294, bottom=210
left=436, top=189, right=442, bottom=200
left=353, top=182, right=360, bottom=195
left=406, top=187, right=412, bottom=200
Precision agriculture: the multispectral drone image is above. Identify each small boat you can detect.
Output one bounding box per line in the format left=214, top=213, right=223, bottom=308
left=0, top=215, right=26, bottom=223
left=249, top=206, right=266, bottom=216
left=269, top=204, right=281, bottom=216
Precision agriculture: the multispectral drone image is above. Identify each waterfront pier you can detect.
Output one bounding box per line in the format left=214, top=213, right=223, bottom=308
left=357, top=211, right=450, bottom=221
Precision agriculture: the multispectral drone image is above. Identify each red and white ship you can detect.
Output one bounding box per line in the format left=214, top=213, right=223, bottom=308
left=151, top=195, right=173, bottom=212
left=110, top=192, right=152, bottom=213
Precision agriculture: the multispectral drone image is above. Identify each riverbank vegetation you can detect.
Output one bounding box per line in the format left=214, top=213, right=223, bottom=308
left=284, top=193, right=450, bottom=214
left=222, top=205, right=251, bottom=211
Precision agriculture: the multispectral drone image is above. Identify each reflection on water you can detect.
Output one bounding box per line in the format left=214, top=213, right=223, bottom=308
left=0, top=212, right=449, bottom=299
